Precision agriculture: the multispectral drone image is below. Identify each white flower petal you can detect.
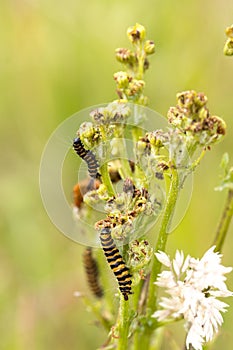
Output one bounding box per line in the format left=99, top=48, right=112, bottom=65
left=173, top=250, right=184, bottom=276
left=155, top=251, right=171, bottom=267
left=186, top=322, right=204, bottom=350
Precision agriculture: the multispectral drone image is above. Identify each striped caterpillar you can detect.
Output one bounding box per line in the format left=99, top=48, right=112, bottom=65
left=73, top=137, right=100, bottom=179
left=83, top=247, right=103, bottom=298
left=100, top=227, right=132, bottom=301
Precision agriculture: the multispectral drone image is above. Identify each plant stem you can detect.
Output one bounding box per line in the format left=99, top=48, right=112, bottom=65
left=100, top=161, right=116, bottom=197
left=96, top=249, right=115, bottom=316
left=147, top=167, right=179, bottom=312
left=117, top=296, right=130, bottom=350
left=132, top=168, right=179, bottom=350
left=190, top=147, right=206, bottom=171
left=136, top=43, right=145, bottom=80
left=213, top=189, right=233, bottom=252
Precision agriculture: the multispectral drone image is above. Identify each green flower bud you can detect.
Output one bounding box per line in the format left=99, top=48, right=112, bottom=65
left=127, top=79, right=145, bottom=96
left=128, top=240, right=153, bottom=271
left=177, top=90, right=197, bottom=109
left=136, top=140, right=150, bottom=155
left=147, top=132, right=164, bottom=148
left=115, top=48, right=136, bottom=65
left=113, top=71, right=131, bottom=88
left=194, top=92, right=208, bottom=109
left=224, top=38, right=233, bottom=56
left=127, top=23, right=146, bottom=44
left=78, top=122, right=100, bottom=147
left=96, top=184, right=109, bottom=200
left=107, top=101, right=131, bottom=122
left=144, top=40, right=155, bottom=55
left=90, top=107, right=109, bottom=125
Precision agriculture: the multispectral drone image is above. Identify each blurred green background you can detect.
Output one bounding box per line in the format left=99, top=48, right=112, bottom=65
left=1, top=0, right=233, bottom=349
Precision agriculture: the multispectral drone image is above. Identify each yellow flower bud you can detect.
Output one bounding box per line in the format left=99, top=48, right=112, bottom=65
left=225, top=24, right=233, bottom=38
left=127, top=23, right=146, bottom=44
left=144, top=40, right=155, bottom=55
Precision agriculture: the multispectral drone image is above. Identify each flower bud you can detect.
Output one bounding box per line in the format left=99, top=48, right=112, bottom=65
left=224, top=38, right=233, bottom=56
left=90, top=107, right=108, bottom=125
left=177, top=90, right=197, bottom=109
left=115, top=48, right=136, bottom=65
left=113, top=71, right=131, bottom=88
left=128, top=240, right=153, bottom=271
left=128, top=79, right=145, bottom=96
left=225, top=24, right=233, bottom=38
left=127, top=23, right=146, bottom=44
left=78, top=122, right=100, bottom=147
left=144, top=40, right=155, bottom=55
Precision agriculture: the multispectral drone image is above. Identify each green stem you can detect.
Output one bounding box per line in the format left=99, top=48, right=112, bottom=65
left=147, top=167, right=179, bottom=312
left=213, top=189, right=233, bottom=252
left=135, top=328, right=152, bottom=350
left=136, top=43, right=145, bottom=80
left=96, top=249, right=115, bottom=316
left=132, top=168, right=179, bottom=350
left=117, top=296, right=130, bottom=350
left=190, top=147, right=206, bottom=171
left=100, top=161, right=116, bottom=197
left=99, top=126, right=116, bottom=197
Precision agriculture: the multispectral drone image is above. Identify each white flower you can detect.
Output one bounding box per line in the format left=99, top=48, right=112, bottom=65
left=152, top=246, right=232, bottom=350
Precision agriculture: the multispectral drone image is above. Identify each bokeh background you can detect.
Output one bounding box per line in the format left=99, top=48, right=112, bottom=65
left=1, top=0, right=233, bottom=349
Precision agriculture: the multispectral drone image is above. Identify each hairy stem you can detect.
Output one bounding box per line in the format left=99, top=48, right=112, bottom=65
left=213, top=189, right=233, bottom=252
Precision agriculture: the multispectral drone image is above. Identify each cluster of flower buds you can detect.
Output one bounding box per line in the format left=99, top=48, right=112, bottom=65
left=167, top=90, right=226, bottom=146
left=77, top=121, right=101, bottom=149
left=95, top=179, right=154, bottom=241
left=136, top=129, right=174, bottom=180
left=128, top=239, right=153, bottom=272
left=83, top=183, right=109, bottom=206
left=114, top=23, right=155, bottom=104
left=224, top=24, right=233, bottom=56
left=90, top=101, right=131, bottom=126
left=77, top=102, right=131, bottom=150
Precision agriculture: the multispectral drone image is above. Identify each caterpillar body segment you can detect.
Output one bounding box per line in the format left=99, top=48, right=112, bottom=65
left=73, top=137, right=100, bottom=179
left=100, top=227, right=132, bottom=301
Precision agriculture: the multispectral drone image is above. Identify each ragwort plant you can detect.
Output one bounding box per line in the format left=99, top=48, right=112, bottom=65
left=72, top=24, right=233, bottom=350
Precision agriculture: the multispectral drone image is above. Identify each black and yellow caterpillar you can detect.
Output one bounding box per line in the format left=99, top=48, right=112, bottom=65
left=83, top=247, right=103, bottom=298
left=73, top=137, right=100, bottom=179
left=100, top=227, right=132, bottom=301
